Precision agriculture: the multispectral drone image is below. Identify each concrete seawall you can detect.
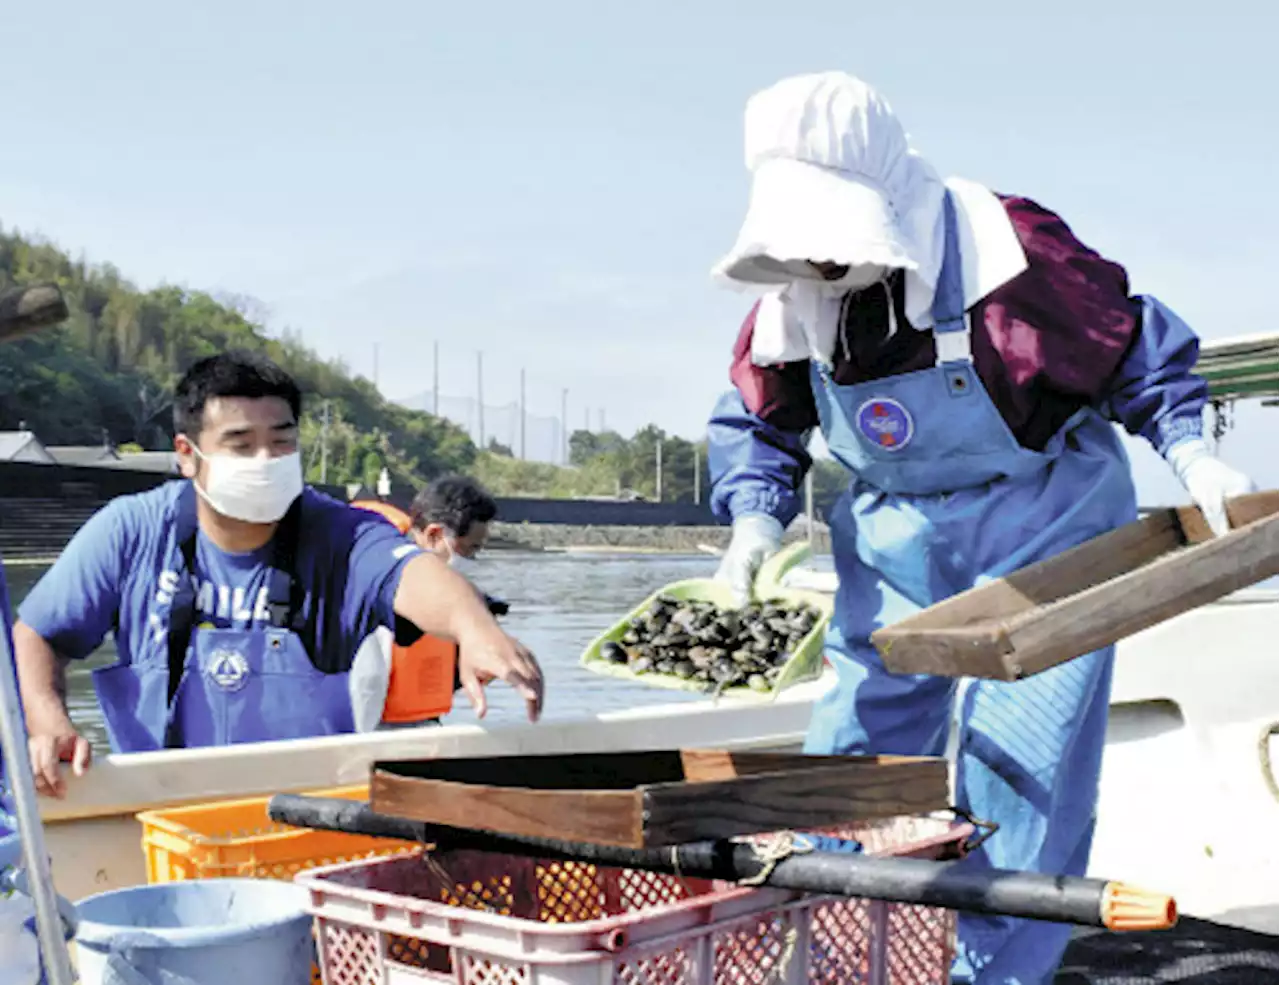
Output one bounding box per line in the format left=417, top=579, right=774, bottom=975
left=0, top=461, right=833, bottom=560
left=491, top=521, right=832, bottom=554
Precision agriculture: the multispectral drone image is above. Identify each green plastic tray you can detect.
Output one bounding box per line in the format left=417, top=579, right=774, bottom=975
left=579, top=542, right=833, bottom=701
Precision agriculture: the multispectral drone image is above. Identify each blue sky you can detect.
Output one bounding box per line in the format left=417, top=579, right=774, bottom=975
left=2, top=0, right=1275, bottom=502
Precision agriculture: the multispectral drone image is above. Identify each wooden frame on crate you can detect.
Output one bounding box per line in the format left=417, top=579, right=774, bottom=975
left=369, top=748, right=948, bottom=849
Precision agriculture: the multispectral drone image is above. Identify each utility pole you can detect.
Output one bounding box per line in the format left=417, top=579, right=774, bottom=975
left=693, top=445, right=701, bottom=505
left=655, top=437, right=663, bottom=502
left=476, top=352, right=485, bottom=448
left=519, top=368, right=527, bottom=460
left=320, top=401, right=331, bottom=484
left=372, top=343, right=379, bottom=392
left=598, top=408, right=606, bottom=433
left=561, top=388, right=569, bottom=464
left=432, top=341, right=440, bottom=416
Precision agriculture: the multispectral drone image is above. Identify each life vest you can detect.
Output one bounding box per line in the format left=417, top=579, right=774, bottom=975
left=350, top=499, right=457, bottom=722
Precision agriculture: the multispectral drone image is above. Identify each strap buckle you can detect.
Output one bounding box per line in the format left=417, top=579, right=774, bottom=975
left=933, top=321, right=974, bottom=366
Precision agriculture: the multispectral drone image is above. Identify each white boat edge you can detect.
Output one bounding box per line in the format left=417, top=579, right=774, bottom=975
left=34, top=570, right=1279, bottom=939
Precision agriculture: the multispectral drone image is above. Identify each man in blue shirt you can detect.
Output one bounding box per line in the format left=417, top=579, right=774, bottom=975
left=14, top=350, right=544, bottom=798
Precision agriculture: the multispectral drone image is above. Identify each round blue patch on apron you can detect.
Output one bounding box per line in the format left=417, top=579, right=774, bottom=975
left=856, top=397, right=914, bottom=451
left=207, top=649, right=251, bottom=693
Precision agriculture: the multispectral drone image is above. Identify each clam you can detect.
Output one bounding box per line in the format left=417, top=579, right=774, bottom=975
left=711, top=658, right=739, bottom=682
left=604, top=594, right=824, bottom=694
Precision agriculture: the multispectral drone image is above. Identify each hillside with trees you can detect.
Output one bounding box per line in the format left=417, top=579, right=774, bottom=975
left=0, top=224, right=847, bottom=512
left=0, top=225, right=477, bottom=491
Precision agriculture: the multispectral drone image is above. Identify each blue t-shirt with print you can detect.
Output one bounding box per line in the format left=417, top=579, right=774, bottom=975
left=17, top=482, right=423, bottom=673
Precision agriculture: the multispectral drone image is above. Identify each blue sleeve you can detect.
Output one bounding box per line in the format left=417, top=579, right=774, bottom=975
left=1101, top=294, right=1209, bottom=456
left=706, top=389, right=813, bottom=527
left=339, top=507, right=425, bottom=637
left=17, top=499, right=130, bottom=659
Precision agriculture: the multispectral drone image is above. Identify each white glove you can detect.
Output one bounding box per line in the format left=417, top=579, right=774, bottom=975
left=1165, top=437, right=1256, bottom=537
left=715, top=514, right=784, bottom=607
left=348, top=627, right=393, bottom=733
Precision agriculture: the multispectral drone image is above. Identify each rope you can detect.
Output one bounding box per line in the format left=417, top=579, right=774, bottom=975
left=419, top=850, right=500, bottom=913
left=733, top=833, right=810, bottom=985
left=763, top=925, right=800, bottom=985
left=674, top=834, right=806, bottom=984
left=1260, top=721, right=1279, bottom=802
left=738, top=830, right=815, bottom=887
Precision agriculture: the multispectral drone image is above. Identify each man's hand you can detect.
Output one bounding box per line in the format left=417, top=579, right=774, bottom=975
left=13, top=621, right=89, bottom=797
left=28, top=728, right=91, bottom=799
left=455, top=621, right=544, bottom=722
left=393, top=552, right=544, bottom=722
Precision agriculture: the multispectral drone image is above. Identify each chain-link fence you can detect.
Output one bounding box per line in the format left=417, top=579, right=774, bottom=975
left=397, top=390, right=571, bottom=464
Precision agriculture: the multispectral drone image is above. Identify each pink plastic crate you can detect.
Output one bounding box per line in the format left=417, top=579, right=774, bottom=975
left=297, top=814, right=969, bottom=984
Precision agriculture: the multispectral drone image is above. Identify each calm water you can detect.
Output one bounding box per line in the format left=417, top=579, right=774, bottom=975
left=2, top=552, right=724, bottom=754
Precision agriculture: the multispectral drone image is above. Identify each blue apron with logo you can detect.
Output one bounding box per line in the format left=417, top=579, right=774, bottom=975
left=92, top=486, right=355, bottom=753
left=803, top=192, right=1137, bottom=983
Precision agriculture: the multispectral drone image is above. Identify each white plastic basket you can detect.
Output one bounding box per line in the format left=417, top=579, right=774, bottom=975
left=298, top=815, right=966, bottom=984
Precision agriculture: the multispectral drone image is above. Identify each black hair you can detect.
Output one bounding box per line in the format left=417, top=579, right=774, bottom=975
left=173, top=349, right=302, bottom=437
left=410, top=474, right=498, bottom=538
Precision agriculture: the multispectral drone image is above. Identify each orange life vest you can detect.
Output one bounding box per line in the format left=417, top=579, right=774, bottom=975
left=351, top=499, right=457, bottom=722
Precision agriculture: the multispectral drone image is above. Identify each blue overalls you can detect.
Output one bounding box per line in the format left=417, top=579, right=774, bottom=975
left=91, top=486, right=355, bottom=753
left=802, top=193, right=1137, bottom=983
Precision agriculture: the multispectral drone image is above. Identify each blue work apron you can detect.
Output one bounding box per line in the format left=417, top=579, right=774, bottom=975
left=92, top=486, right=354, bottom=753
left=804, top=192, right=1137, bottom=984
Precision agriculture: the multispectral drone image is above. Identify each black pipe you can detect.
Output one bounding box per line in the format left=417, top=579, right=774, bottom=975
left=268, top=794, right=1173, bottom=930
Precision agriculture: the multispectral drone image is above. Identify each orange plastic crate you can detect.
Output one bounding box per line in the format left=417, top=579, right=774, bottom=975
left=137, top=784, right=422, bottom=985
left=136, top=784, right=421, bottom=883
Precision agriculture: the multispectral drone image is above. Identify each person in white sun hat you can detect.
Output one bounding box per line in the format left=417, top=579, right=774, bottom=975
left=704, top=71, right=1255, bottom=984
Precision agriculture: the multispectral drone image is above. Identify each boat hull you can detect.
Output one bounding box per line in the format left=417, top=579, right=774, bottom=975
left=36, top=591, right=1278, bottom=936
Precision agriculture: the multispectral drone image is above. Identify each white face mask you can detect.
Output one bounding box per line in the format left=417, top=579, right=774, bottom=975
left=191, top=449, right=303, bottom=524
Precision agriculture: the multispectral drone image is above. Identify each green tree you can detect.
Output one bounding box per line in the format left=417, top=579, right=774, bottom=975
left=473, top=427, right=713, bottom=503
left=0, top=224, right=478, bottom=484
left=809, top=457, right=848, bottom=516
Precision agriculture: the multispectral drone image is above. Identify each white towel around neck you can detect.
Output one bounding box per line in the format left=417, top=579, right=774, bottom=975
left=749, top=177, right=1029, bottom=367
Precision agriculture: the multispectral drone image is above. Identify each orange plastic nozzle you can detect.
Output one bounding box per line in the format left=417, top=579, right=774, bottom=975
left=1100, top=882, right=1178, bottom=931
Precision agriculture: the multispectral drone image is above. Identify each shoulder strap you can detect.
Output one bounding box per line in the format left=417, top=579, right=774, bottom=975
left=930, top=191, right=977, bottom=374
left=265, top=497, right=305, bottom=633
left=931, top=191, right=966, bottom=329
left=166, top=484, right=200, bottom=706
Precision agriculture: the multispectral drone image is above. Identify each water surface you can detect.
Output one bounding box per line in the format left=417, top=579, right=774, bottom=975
left=4, top=552, right=723, bottom=754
